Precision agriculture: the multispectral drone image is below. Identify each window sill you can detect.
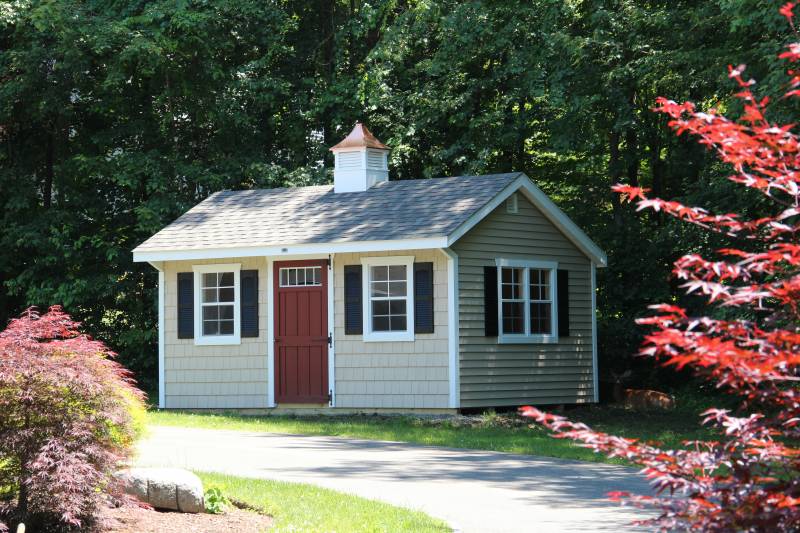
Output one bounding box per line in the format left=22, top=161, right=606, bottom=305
left=498, top=335, right=558, bottom=345
left=362, top=331, right=415, bottom=343
left=194, top=335, right=241, bottom=346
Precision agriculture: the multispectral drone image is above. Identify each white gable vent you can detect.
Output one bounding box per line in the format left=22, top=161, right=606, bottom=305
left=330, top=123, right=390, bottom=193
left=506, top=193, right=518, bottom=214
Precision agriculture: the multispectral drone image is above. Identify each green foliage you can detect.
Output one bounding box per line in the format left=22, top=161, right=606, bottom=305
left=0, top=1, right=792, bottom=391
left=203, top=486, right=229, bottom=515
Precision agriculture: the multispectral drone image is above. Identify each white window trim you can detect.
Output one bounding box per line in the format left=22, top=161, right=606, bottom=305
left=360, top=255, right=415, bottom=342
left=192, top=263, right=242, bottom=346
left=495, top=258, right=558, bottom=344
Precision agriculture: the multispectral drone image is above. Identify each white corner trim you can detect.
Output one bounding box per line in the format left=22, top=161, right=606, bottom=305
left=133, top=237, right=447, bottom=263
left=591, top=262, right=599, bottom=403
left=442, top=248, right=460, bottom=409
left=192, top=263, right=242, bottom=346
left=327, top=254, right=336, bottom=407
left=495, top=259, right=559, bottom=344
left=157, top=268, right=165, bottom=409
left=266, top=258, right=276, bottom=407
left=447, top=173, right=608, bottom=267
left=360, top=255, right=415, bottom=342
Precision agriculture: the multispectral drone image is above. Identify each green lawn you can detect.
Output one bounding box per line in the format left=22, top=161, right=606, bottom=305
left=148, top=400, right=717, bottom=465
left=196, top=471, right=449, bottom=533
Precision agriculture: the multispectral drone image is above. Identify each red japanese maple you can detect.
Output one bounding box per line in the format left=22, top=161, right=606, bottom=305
left=0, top=306, right=145, bottom=532
left=521, top=5, right=800, bottom=531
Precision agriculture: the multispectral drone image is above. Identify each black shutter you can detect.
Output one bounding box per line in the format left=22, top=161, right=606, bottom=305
left=344, top=265, right=363, bottom=334
left=557, top=269, right=569, bottom=337
left=177, top=272, right=194, bottom=339
left=484, top=266, right=498, bottom=336
left=240, top=269, right=259, bottom=337
left=414, top=262, right=434, bottom=334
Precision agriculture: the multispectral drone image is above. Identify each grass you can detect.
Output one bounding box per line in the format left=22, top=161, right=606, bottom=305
left=196, top=471, right=450, bottom=533
left=148, top=396, right=718, bottom=465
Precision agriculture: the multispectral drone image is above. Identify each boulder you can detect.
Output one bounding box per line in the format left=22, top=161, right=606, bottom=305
left=117, top=467, right=204, bottom=513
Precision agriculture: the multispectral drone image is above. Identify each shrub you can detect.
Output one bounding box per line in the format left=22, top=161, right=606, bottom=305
left=522, top=5, right=800, bottom=531
left=204, top=487, right=230, bottom=514
left=0, top=306, right=145, bottom=532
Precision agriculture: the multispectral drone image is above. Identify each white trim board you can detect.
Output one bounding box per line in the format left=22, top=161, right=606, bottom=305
left=156, top=267, right=165, bottom=409
left=266, top=258, right=276, bottom=407
left=441, top=248, right=460, bottom=408
left=591, top=262, right=599, bottom=403
left=134, top=237, right=447, bottom=263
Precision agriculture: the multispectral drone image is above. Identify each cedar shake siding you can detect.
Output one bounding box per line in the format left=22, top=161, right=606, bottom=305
left=333, top=250, right=450, bottom=409
left=163, top=257, right=269, bottom=408
left=451, top=195, right=595, bottom=408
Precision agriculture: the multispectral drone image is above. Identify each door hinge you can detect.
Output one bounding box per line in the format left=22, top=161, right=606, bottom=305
left=327, top=333, right=333, bottom=347
left=327, top=389, right=333, bottom=404
left=327, top=255, right=332, bottom=270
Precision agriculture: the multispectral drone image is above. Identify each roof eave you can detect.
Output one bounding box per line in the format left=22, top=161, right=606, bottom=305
left=132, top=236, right=449, bottom=263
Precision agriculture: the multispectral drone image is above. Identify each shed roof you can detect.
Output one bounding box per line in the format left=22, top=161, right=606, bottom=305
left=134, top=173, right=520, bottom=254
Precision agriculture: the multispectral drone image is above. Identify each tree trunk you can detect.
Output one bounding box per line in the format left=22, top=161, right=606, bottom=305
left=609, top=130, right=623, bottom=227
left=625, top=128, right=639, bottom=187
left=43, top=130, right=54, bottom=209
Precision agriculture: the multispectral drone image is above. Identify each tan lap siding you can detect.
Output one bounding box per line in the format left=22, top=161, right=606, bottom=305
left=163, top=257, right=268, bottom=408
left=333, top=250, right=449, bottom=408
left=452, top=195, right=595, bottom=408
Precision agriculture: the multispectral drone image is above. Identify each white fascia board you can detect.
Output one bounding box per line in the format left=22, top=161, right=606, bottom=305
left=133, top=237, right=448, bottom=263
left=446, top=173, right=608, bottom=267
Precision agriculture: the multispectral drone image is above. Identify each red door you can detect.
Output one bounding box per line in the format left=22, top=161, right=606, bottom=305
left=274, top=260, right=329, bottom=403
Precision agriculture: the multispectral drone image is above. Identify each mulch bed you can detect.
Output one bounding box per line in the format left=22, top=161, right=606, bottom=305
left=100, top=504, right=273, bottom=533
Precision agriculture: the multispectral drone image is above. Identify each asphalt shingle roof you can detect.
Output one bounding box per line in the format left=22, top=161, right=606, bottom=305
left=134, top=173, right=521, bottom=252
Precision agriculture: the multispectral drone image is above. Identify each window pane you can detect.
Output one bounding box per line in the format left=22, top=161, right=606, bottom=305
left=530, top=269, right=550, bottom=301
left=289, top=269, right=297, bottom=285
left=202, top=288, right=217, bottom=303
left=297, top=268, right=306, bottom=285
left=389, top=300, right=406, bottom=315
left=220, top=305, right=234, bottom=320
left=219, top=320, right=234, bottom=335
left=203, top=306, right=219, bottom=320
left=391, top=316, right=407, bottom=331
left=530, top=302, right=552, bottom=334
left=502, top=302, right=524, bottom=334
left=388, top=265, right=406, bottom=281
left=219, top=272, right=234, bottom=286
left=371, top=266, right=388, bottom=281
left=373, top=316, right=390, bottom=331
left=313, top=267, right=320, bottom=284
left=203, top=273, right=217, bottom=288
left=388, top=281, right=407, bottom=297
left=280, top=269, right=288, bottom=286
left=501, top=267, right=522, bottom=299
left=203, top=321, right=219, bottom=336
left=371, top=281, right=389, bottom=297
left=372, top=300, right=389, bottom=316
left=219, top=287, right=234, bottom=302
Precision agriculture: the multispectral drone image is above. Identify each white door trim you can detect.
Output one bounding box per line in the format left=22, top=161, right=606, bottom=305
left=328, top=253, right=336, bottom=407
left=267, top=258, right=276, bottom=407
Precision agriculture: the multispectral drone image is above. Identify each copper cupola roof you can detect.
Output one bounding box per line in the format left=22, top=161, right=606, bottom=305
left=330, top=122, right=389, bottom=151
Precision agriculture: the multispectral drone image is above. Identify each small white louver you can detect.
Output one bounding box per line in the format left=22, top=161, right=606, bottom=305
left=366, top=150, right=386, bottom=170
left=338, top=151, right=361, bottom=170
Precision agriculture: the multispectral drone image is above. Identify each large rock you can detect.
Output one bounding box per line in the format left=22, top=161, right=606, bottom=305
left=118, top=467, right=204, bottom=513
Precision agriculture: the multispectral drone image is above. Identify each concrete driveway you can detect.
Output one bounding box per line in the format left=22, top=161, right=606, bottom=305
left=137, top=426, right=654, bottom=532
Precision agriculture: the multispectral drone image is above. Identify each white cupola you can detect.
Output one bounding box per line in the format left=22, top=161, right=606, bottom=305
left=330, top=123, right=390, bottom=193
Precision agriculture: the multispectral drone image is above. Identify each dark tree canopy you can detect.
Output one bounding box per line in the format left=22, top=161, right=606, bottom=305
left=0, top=1, right=792, bottom=393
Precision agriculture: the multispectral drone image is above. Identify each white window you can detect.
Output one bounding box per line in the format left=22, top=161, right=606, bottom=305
left=193, top=263, right=241, bottom=345
left=496, top=259, right=558, bottom=343
left=361, top=256, right=415, bottom=342
left=280, top=266, right=321, bottom=287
